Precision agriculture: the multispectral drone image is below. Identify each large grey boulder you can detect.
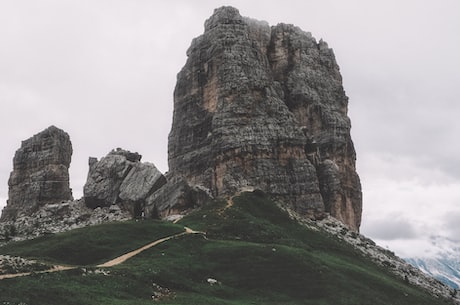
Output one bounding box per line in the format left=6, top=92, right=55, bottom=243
left=83, top=148, right=166, bottom=217
left=118, top=162, right=167, bottom=216
left=0, top=126, right=73, bottom=221
left=145, top=175, right=212, bottom=218
left=119, top=162, right=166, bottom=202
left=83, top=152, right=133, bottom=208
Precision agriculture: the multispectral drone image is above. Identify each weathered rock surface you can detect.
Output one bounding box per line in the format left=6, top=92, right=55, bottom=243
left=0, top=126, right=73, bottom=221
left=0, top=199, right=130, bottom=243
left=168, top=6, right=362, bottom=230
left=145, top=174, right=212, bottom=219
left=83, top=148, right=166, bottom=217
left=0, top=255, right=51, bottom=275
left=0, top=7, right=362, bottom=234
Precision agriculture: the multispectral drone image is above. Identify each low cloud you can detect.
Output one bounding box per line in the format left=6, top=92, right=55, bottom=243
left=360, top=152, right=460, bottom=258
left=363, top=216, right=417, bottom=241
left=442, top=211, right=460, bottom=241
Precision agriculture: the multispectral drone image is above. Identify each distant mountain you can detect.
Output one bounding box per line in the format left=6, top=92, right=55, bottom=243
left=406, top=236, right=460, bottom=289
left=407, top=257, right=460, bottom=289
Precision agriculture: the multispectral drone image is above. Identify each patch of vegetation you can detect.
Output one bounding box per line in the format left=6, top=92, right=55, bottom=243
left=0, top=192, right=454, bottom=304
left=0, top=221, right=184, bottom=265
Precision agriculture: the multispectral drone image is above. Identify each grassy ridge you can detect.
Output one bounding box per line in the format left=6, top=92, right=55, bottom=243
left=0, top=192, right=454, bottom=304
left=0, top=221, right=184, bottom=265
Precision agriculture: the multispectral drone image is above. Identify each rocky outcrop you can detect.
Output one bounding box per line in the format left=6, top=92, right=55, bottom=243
left=168, top=6, right=362, bottom=230
left=300, top=215, right=460, bottom=304
left=0, top=126, right=73, bottom=221
left=83, top=148, right=166, bottom=217
left=0, top=7, right=362, bottom=232
left=0, top=255, right=50, bottom=276
left=0, top=199, right=130, bottom=243
left=144, top=175, right=212, bottom=219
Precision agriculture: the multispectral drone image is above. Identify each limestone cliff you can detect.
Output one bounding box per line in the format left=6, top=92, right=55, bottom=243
left=168, top=7, right=362, bottom=230
left=0, top=126, right=73, bottom=221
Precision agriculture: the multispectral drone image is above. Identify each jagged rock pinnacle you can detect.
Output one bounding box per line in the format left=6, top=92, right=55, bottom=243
left=168, top=6, right=362, bottom=230
left=1, top=126, right=73, bottom=221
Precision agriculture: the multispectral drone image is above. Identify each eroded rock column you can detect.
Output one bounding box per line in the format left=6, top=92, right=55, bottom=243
left=1, top=126, right=73, bottom=221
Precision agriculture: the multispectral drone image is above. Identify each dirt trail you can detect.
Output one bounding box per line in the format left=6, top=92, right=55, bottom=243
left=217, top=195, right=236, bottom=216
left=220, top=188, right=254, bottom=214
left=0, top=226, right=206, bottom=280
left=98, top=226, right=205, bottom=268
left=97, top=226, right=205, bottom=267
left=97, top=232, right=184, bottom=267
left=225, top=197, right=234, bottom=209
left=0, top=265, right=75, bottom=280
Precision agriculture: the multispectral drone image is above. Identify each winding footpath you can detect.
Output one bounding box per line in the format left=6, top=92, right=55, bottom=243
left=97, top=227, right=204, bottom=267
left=0, top=226, right=205, bottom=280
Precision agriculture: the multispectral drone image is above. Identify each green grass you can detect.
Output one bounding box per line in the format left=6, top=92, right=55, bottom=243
left=0, top=220, right=184, bottom=265
left=0, top=192, right=454, bottom=304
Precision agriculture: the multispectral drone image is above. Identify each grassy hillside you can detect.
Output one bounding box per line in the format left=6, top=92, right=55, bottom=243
left=0, top=192, right=454, bottom=305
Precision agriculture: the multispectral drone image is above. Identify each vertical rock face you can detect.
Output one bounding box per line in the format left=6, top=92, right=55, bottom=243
left=1, top=126, right=73, bottom=221
left=168, top=7, right=362, bottom=230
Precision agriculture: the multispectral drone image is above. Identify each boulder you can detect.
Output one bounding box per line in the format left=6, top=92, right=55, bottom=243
left=119, top=162, right=167, bottom=217
left=145, top=175, right=212, bottom=218
left=83, top=151, right=133, bottom=208
left=83, top=148, right=166, bottom=218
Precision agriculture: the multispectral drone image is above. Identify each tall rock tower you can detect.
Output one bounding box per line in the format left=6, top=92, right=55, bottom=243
left=170, top=7, right=362, bottom=230
left=0, top=126, right=73, bottom=221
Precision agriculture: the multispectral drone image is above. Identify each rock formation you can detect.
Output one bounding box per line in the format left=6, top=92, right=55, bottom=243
left=0, top=199, right=130, bottom=243
left=0, top=126, right=73, bottom=221
left=0, top=7, right=362, bottom=233
left=145, top=174, right=212, bottom=219
left=83, top=148, right=166, bottom=217
left=168, top=6, right=362, bottom=230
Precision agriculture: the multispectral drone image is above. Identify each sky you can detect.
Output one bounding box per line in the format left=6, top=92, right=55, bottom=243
left=1, top=0, right=459, bottom=258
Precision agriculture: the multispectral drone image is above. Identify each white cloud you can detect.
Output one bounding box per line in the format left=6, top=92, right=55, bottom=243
left=360, top=153, right=460, bottom=258
left=442, top=211, right=460, bottom=240
left=363, top=216, right=417, bottom=241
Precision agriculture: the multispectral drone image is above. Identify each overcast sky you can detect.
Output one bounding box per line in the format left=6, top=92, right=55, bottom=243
left=1, top=0, right=459, bottom=258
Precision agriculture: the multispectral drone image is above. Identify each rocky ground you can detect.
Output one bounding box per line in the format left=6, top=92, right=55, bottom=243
left=0, top=255, right=50, bottom=276
left=0, top=199, right=130, bottom=244
left=286, top=208, right=460, bottom=304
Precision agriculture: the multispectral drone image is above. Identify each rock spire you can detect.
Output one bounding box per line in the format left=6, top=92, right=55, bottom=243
left=168, top=6, right=362, bottom=230
left=1, top=126, right=73, bottom=221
